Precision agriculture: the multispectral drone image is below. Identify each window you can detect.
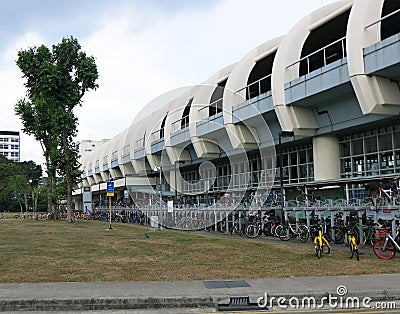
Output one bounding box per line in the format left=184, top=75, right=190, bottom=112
left=339, top=122, right=400, bottom=178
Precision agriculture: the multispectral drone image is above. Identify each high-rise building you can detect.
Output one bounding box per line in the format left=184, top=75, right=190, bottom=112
left=0, top=131, right=20, bottom=162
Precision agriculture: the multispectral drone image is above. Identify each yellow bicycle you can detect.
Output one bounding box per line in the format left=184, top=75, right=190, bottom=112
left=345, top=227, right=360, bottom=261
left=312, top=225, right=330, bottom=259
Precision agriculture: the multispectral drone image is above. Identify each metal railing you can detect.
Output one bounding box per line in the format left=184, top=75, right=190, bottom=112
left=235, top=74, right=272, bottom=101
left=171, top=115, right=190, bottom=132
left=286, top=36, right=346, bottom=81
left=134, top=137, right=145, bottom=151
left=365, top=8, right=400, bottom=41
left=151, top=128, right=164, bottom=140
left=198, top=98, right=223, bottom=120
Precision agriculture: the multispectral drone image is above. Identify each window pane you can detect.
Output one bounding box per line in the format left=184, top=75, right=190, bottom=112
left=379, top=133, right=392, bottom=151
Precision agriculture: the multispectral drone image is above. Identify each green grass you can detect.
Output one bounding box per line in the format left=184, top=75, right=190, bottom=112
left=0, top=219, right=399, bottom=283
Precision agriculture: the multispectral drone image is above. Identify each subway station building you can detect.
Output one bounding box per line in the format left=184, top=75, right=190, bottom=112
left=74, top=0, right=400, bottom=212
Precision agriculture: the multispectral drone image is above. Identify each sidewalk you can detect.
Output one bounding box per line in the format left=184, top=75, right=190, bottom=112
left=1, top=273, right=400, bottom=311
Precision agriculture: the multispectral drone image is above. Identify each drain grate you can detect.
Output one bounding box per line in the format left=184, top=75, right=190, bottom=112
left=229, top=295, right=250, bottom=306
left=217, top=294, right=264, bottom=311
left=203, top=280, right=250, bottom=289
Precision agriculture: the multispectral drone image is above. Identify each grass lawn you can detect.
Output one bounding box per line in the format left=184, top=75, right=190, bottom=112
left=0, top=218, right=399, bottom=283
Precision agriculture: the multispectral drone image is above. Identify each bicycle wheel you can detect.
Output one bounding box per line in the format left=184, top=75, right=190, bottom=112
left=278, top=226, right=291, bottom=241
left=323, top=229, right=332, bottom=243
left=314, top=237, right=322, bottom=258
left=217, top=220, right=226, bottom=232
left=263, top=222, right=273, bottom=236
left=322, top=237, right=331, bottom=254
left=315, top=247, right=322, bottom=259
left=298, top=224, right=309, bottom=242
left=322, top=242, right=331, bottom=254
left=332, top=227, right=345, bottom=244
left=351, top=246, right=360, bottom=261
left=274, top=224, right=283, bottom=237
left=373, top=239, right=396, bottom=260
left=245, top=224, right=259, bottom=239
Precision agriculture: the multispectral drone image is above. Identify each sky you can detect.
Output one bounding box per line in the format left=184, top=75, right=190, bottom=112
left=0, top=0, right=339, bottom=168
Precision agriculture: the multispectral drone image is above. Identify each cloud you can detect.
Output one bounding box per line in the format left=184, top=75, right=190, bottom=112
left=75, top=0, right=338, bottom=141
left=2, top=0, right=340, bottom=167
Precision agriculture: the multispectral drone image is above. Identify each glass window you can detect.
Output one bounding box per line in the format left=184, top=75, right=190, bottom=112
left=353, top=157, right=364, bottom=176
left=394, top=132, right=400, bottom=149
left=366, top=154, right=379, bottom=176
left=352, top=139, right=363, bottom=155
left=380, top=152, right=394, bottom=174
left=340, top=141, right=350, bottom=156
left=299, top=150, right=307, bottom=164
left=364, top=136, right=377, bottom=153
left=379, top=133, right=392, bottom=151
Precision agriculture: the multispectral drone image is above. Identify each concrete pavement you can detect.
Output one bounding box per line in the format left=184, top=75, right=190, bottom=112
left=1, top=273, right=400, bottom=312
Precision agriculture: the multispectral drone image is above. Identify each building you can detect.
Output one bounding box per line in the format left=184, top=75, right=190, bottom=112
left=74, top=0, right=400, bottom=219
left=0, top=131, right=20, bottom=162
left=77, top=139, right=108, bottom=157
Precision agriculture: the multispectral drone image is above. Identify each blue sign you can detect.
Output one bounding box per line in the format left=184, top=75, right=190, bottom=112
left=107, top=181, right=114, bottom=193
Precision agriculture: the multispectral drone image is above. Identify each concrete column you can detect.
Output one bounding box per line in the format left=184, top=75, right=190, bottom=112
left=313, top=135, right=340, bottom=181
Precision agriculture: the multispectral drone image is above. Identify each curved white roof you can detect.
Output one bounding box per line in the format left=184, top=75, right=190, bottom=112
left=223, top=37, right=282, bottom=125
left=272, top=0, right=353, bottom=134
left=125, top=87, right=190, bottom=158
left=347, top=0, right=400, bottom=115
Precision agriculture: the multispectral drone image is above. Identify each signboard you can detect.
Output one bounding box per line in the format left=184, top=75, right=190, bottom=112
left=107, top=181, right=114, bottom=197
left=82, top=186, right=92, bottom=213
left=82, top=186, right=92, bottom=203
left=124, top=190, right=129, bottom=199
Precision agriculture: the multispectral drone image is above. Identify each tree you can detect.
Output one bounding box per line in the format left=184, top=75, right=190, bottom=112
left=0, top=157, right=43, bottom=213
left=15, top=36, right=99, bottom=222
left=0, top=156, right=25, bottom=212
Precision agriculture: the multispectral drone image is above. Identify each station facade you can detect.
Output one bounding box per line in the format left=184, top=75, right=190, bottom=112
left=74, top=0, right=400, bottom=212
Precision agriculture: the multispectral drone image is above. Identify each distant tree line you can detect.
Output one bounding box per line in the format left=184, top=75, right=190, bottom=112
left=0, top=155, right=47, bottom=213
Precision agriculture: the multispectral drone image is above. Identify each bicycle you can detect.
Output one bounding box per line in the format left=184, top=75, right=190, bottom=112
left=373, top=223, right=400, bottom=260
left=230, top=213, right=246, bottom=236
left=367, top=179, right=400, bottom=206
left=278, top=219, right=309, bottom=242
left=313, top=216, right=333, bottom=242
left=345, top=226, right=360, bottom=261
left=330, top=212, right=346, bottom=244
left=245, top=213, right=281, bottom=238
left=244, top=212, right=264, bottom=238
left=343, top=217, right=377, bottom=246
left=295, top=188, right=326, bottom=206
left=311, top=224, right=330, bottom=259
left=264, top=191, right=282, bottom=207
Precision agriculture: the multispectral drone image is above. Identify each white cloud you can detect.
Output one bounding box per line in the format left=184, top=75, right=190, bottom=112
left=76, top=0, right=336, bottom=140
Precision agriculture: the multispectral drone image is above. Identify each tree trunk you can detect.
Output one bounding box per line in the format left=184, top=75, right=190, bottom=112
left=63, top=131, right=74, bottom=223
left=46, top=167, right=57, bottom=218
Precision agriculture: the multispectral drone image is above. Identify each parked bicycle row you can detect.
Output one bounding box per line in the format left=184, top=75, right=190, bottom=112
left=71, top=205, right=400, bottom=260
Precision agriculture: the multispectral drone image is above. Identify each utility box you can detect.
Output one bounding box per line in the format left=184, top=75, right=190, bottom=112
left=150, top=216, right=159, bottom=228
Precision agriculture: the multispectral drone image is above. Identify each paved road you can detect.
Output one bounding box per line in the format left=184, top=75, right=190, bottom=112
left=1, top=274, right=400, bottom=312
